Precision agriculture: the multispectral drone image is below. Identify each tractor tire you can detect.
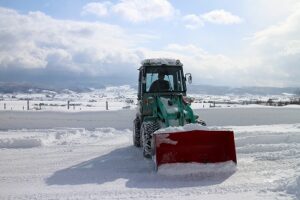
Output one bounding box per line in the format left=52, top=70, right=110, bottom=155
left=140, top=121, right=160, bottom=158
left=197, top=119, right=207, bottom=126
left=133, top=118, right=141, bottom=147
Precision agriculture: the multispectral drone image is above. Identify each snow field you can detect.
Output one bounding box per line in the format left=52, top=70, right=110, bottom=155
left=0, top=122, right=300, bottom=199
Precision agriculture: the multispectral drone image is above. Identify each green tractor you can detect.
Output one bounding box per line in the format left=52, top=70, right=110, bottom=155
left=133, top=58, right=236, bottom=168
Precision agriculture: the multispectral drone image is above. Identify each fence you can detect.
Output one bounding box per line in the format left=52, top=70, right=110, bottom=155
left=0, top=100, right=134, bottom=111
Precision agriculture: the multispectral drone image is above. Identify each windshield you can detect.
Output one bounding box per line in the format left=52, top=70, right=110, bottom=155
left=145, top=66, right=185, bottom=93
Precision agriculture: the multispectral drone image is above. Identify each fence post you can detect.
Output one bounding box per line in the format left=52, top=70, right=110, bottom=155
left=27, top=99, right=29, bottom=110
left=4, top=103, right=6, bottom=110
left=106, top=101, right=108, bottom=110
left=67, top=100, right=70, bottom=110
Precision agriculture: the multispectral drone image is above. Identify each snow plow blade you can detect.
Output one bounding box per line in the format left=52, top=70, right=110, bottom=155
left=153, top=130, right=237, bottom=168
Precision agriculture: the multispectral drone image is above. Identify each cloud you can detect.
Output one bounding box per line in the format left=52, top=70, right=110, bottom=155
left=0, top=7, right=240, bottom=87
left=249, top=4, right=300, bottom=86
left=201, top=9, right=243, bottom=25
left=111, top=0, right=176, bottom=22
left=81, top=2, right=111, bottom=17
left=81, top=0, right=177, bottom=23
left=243, top=0, right=298, bottom=25
left=141, top=38, right=300, bottom=87
left=0, top=7, right=144, bottom=85
left=182, top=9, right=242, bottom=30
left=182, top=14, right=204, bottom=30
left=1, top=5, right=300, bottom=87
left=139, top=44, right=243, bottom=86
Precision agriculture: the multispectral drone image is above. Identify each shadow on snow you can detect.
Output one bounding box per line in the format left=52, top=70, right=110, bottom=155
left=46, top=146, right=235, bottom=189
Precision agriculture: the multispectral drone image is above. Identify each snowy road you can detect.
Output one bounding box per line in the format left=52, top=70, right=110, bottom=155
left=1, top=107, right=300, bottom=129
left=0, top=108, right=300, bottom=199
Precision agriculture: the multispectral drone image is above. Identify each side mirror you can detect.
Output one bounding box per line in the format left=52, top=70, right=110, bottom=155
left=185, top=73, right=192, bottom=84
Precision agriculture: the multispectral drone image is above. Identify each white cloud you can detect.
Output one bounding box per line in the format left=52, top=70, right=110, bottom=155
left=111, top=0, right=176, bottom=22
left=182, top=14, right=204, bottom=30
left=142, top=38, right=300, bottom=87
left=81, top=2, right=111, bottom=17
left=249, top=4, right=300, bottom=86
left=0, top=7, right=241, bottom=86
left=0, top=7, right=142, bottom=77
left=1, top=4, right=300, bottom=87
left=283, top=40, right=300, bottom=55
left=201, top=9, right=243, bottom=25
left=182, top=9, right=242, bottom=30
left=139, top=44, right=243, bottom=86
left=243, top=0, right=298, bottom=26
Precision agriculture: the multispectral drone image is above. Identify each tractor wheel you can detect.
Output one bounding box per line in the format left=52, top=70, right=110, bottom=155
left=197, top=119, right=207, bottom=126
left=133, top=118, right=141, bottom=147
left=140, top=121, right=160, bottom=158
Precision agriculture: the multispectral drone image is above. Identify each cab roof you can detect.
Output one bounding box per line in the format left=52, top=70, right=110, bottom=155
left=141, top=58, right=183, bottom=67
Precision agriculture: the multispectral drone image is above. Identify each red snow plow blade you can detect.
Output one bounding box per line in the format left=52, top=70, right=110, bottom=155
left=153, top=130, right=237, bottom=168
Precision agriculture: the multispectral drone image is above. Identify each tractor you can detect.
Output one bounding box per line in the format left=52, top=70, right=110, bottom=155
left=133, top=58, right=236, bottom=169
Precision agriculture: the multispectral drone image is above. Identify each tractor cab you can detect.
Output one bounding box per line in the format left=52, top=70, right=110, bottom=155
left=138, top=58, right=191, bottom=100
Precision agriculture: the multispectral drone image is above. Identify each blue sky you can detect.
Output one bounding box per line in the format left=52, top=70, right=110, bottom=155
left=0, top=0, right=299, bottom=87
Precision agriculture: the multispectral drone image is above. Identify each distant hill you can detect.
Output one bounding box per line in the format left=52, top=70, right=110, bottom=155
left=0, top=82, right=299, bottom=96
left=187, top=85, right=300, bottom=95
left=0, top=82, right=94, bottom=94
left=0, top=82, right=46, bottom=93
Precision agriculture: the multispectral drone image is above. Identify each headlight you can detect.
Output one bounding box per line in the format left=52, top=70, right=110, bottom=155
left=144, top=97, right=154, bottom=105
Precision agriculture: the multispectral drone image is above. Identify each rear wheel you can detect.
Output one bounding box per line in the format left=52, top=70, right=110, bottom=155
left=133, top=118, right=141, bottom=147
left=140, top=121, right=160, bottom=158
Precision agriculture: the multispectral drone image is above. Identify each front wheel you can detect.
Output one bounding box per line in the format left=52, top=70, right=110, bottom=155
left=140, top=121, right=160, bottom=158
left=197, top=119, right=207, bottom=126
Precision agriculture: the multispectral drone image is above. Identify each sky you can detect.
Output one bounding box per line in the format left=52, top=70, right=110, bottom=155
left=0, top=0, right=300, bottom=88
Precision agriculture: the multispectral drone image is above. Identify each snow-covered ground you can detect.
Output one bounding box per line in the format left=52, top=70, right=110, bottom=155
left=1, top=107, right=300, bottom=199
left=1, top=85, right=299, bottom=111
left=0, top=86, right=137, bottom=111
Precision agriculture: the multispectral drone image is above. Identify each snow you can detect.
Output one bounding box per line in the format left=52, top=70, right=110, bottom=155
left=0, top=137, right=42, bottom=149
left=154, top=123, right=227, bottom=134
left=155, top=133, right=178, bottom=147
left=1, top=120, right=299, bottom=199
left=159, top=97, right=179, bottom=113
left=157, top=161, right=237, bottom=177
left=0, top=89, right=300, bottom=199
left=141, top=58, right=182, bottom=66
left=1, top=85, right=299, bottom=112
left=0, top=85, right=137, bottom=111
left=275, top=175, right=300, bottom=199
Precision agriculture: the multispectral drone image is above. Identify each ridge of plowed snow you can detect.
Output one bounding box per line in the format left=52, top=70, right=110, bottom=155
left=0, top=137, right=42, bottom=148
left=0, top=128, right=131, bottom=149
left=155, top=123, right=230, bottom=134
left=157, top=161, right=237, bottom=177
